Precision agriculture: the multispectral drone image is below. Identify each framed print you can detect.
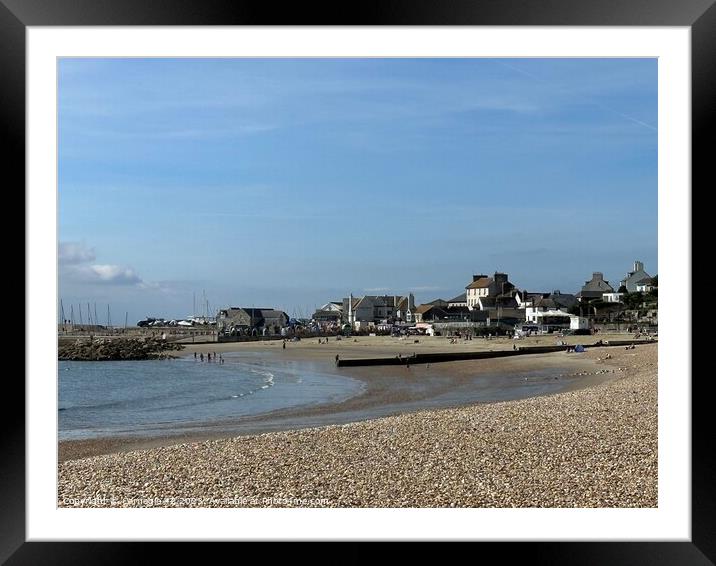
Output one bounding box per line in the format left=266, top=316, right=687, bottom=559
left=9, top=0, right=710, bottom=561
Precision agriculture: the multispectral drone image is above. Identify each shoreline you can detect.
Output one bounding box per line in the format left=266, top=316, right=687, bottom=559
left=59, top=342, right=657, bottom=507
left=59, top=343, right=615, bottom=462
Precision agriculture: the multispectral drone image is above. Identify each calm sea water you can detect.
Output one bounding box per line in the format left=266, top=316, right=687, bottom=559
left=58, top=353, right=364, bottom=440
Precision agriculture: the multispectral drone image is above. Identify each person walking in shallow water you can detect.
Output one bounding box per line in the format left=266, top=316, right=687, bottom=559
left=194, top=352, right=197, bottom=360
left=200, top=353, right=204, bottom=362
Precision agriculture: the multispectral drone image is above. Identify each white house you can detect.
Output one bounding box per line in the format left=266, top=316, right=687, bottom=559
left=602, top=292, right=625, bottom=303
left=531, top=309, right=589, bottom=331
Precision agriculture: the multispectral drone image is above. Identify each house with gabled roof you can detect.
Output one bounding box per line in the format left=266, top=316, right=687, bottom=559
left=343, top=293, right=416, bottom=325
left=620, top=260, right=652, bottom=293
left=218, top=307, right=289, bottom=335
left=312, top=302, right=343, bottom=323
left=465, top=272, right=515, bottom=310
left=576, top=272, right=614, bottom=302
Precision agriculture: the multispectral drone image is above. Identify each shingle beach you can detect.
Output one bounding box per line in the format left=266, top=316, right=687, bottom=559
left=59, top=343, right=657, bottom=508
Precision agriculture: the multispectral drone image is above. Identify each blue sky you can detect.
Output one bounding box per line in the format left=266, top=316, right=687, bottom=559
left=58, top=58, right=657, bottom=323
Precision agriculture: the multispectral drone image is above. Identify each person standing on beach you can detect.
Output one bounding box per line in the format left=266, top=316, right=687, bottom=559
left=194, top=352, right=197, bottom=360
left=200, top=353, right=204, bottom=362
left=283, top=340, right=286, bottom=349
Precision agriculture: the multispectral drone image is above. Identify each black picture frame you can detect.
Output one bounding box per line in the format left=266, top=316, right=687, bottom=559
left=8, top=0, right=707, bottom=561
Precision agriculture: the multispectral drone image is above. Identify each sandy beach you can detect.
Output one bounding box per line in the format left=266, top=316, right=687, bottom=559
left=58, top=340, right=657, bottom=507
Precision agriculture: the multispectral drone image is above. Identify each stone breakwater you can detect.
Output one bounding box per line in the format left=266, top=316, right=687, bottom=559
left=58, top=337, right=185, bottom=361
left=58, top=344, right=657, bottom=508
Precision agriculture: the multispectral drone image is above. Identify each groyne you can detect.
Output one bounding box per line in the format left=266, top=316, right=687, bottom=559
left=335, top=340, right=654, bottom=367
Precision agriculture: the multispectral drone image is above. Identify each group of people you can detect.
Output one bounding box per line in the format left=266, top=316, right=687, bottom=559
left=193, top=351, right=224, bottom=364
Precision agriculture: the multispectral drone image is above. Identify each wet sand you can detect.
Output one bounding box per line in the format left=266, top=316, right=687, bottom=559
left=59, top=338, right=613, bottom=461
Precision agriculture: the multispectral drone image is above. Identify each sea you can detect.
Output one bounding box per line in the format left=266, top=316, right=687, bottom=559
left=59, top=352, right=599, bottom=441
left=58, top=352, right=364, bottom=440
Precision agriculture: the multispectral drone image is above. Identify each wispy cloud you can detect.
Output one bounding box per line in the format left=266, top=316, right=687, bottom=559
left=497, top=61, right=657, bottom=132
left=59, top=242, right=96, bottom=264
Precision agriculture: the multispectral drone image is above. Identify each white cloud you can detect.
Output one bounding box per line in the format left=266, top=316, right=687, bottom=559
left=59, top=241, right=145, bottom=286
left=59, top=242, right=96, bottom=264
left=82, top=264, right=142, bottom=285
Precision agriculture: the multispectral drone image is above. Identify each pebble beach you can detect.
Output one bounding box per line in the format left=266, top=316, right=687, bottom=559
left=58, top=342, right=657, bottom=508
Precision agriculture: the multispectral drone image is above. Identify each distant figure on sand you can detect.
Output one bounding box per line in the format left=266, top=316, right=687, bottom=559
left=335, top=354, right=339, bottom=365
left=207, top=353, right=211, bottom=362
left=283, top=340, right=286, bottom=349
left=194, top=352, right=197, bottom=360
left=200, top=353, right=204, bottom=362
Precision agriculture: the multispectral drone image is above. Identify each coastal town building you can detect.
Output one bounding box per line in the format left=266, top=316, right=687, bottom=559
left=602, top=292, right=625, bottom=303
left=620, top=260, right=652, bottom=293
left=413, top=304, right=448, bottom=323
left=217, top=307, right=289, bottom=335
left=525, top=308, right=589, bottom=332
left=465, top=272, right=516, bottom=310
left=524, top=291, right=578, bottom=320
left=576, top=272, right=614, bottom=302
left=312, top=302, right=343, bottom=323
left=447, top=293, right=467, bottom=308
left=635, top=277, right=656, bottom=293
left=414, top=304, right=480, bottom=323
left=343, top=293, right=416, bottom=326
left=515, top=290, right=550, bottom=309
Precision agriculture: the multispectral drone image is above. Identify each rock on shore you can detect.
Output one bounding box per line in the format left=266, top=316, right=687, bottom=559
left=58, top=337, right=185, bottom=361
